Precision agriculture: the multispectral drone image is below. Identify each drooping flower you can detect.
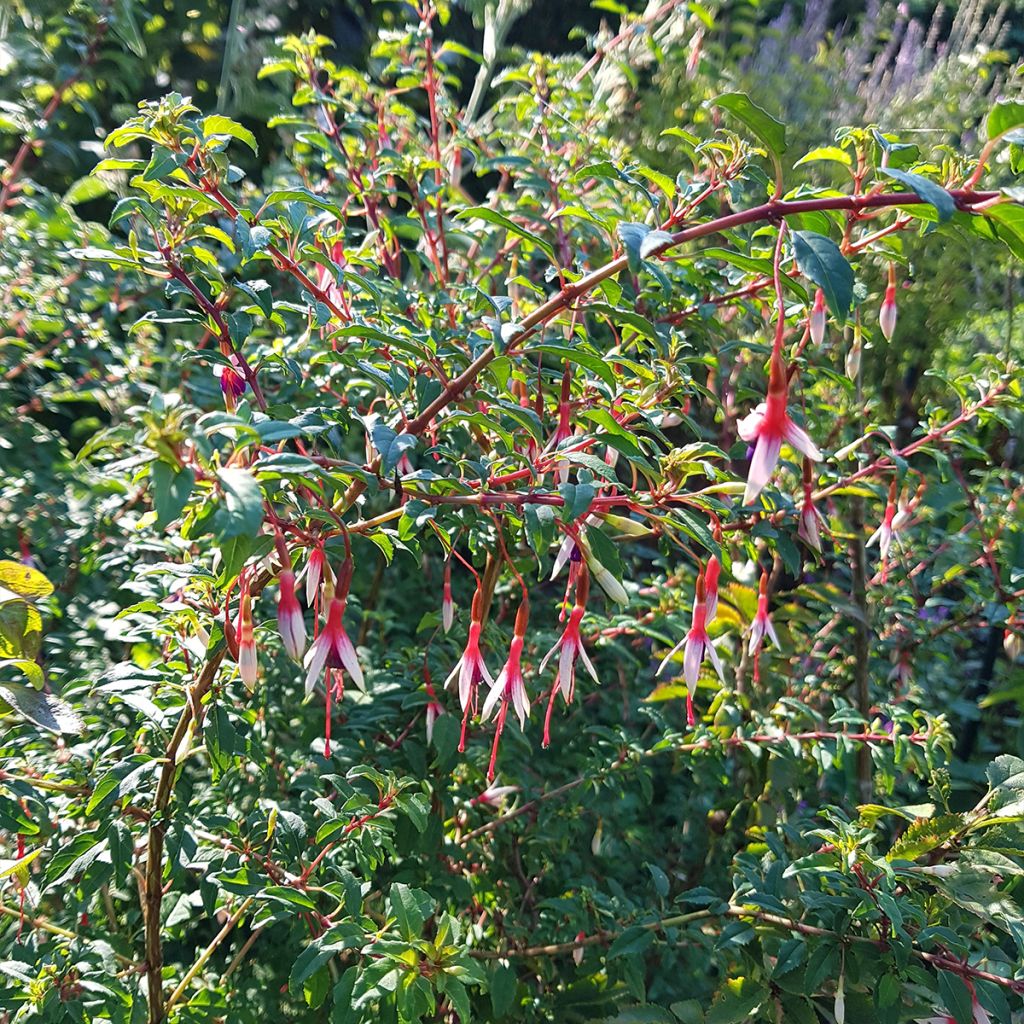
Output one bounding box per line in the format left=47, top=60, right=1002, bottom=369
left=441, top=560, right=454, bottom=633
left=217, top=355, right=247, bottom=412
left=304, top=580, right=363, bottom=698
left=237, top=585, right=258, bottom=692
left=298, top=543, right=325, bottom=607
left=482, top=599, right=531, bottom=779
left=748, top=570, right=779, bottom=657
left=738, top=349, right=821, bottom=504
left=798, top=458, right=824, bottom=552
left=809, top=288, right=827, bottom=346
left=276, top=568, right=306, bottom=661
left=704, top=553, right=721, bottom=624
left=657, top=571, right=724, bottom=726
left=425, top=697, right=444, bottom=745
left=572, top=931, right=586, bottom=966
left=470, top=778, right=519, bottom=807
left=444, top=587, right=493, bottom=719
left=540, top=569, right=599, bottom=747
left=879, top=263, right=898, bottom=341
left=867, top=481, right=910, bottom=563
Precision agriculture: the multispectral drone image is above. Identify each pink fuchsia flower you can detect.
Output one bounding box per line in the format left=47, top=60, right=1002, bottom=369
left=444, top=587, right=493, bottom=717
left=304, top=592, right=363, bottom=698
left=809, top=288, right=827, bottom=346
left=276, top=568, right=306, bottom=661
left=236, top=587, right=258, bottom=692
left=470, top=779, right=519, bottom=807
left=441, top=561, right=454, bottom=633
left=540, top=570, right=599, bottom=747
left=704, top=554, right=721, bottom=624
left=748, top=570, right=779, bottom=657
left=425, top=698, right=444, bottom=745
left=482, top=599, right=531, bottom=779
left=217, top=355, right=247, bottom=412
left=797, top=458, right=824, bottom=552
left=657, top=571, right=724, bottom=726
left=879, top=263, right=898, bottom=341
left=572, top=931, right=586, bottom=966
left=298, top=544, right=325, bottom=607
left=738, top=349, right=821, bottom=505
left=867, top=482, right=911, bottom=563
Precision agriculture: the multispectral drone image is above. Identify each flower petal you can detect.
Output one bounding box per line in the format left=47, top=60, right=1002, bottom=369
left=783, top=418, right=822, bottom=460
left=744, top=433, right=783, bottom=504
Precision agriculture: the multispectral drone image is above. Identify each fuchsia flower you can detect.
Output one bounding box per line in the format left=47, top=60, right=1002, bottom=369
left=879, top=263, right=898, bottom=341
left=738, top=349, right=821, bottom=504
left=217, top=355, right=247, bottom=412
left=236, top=584, right=258, bottom=692
left=444, top=587, right=493, bottom=718
left=704, top=553, right=721, bottom=623
left=809, top=288, right=827, bottom=346
left=441, top=560, right=454, bottom=633
left=482, top=599, right=531, bottom=779
left=276, top=568, right=306, bottom=661
left=657, top=571, right=724, bottom=726
left=868, top=481, right=910, bottom=563
left=425, top=698, right=444, bottom=745
left=470, top=779, right=519, bottom=807
left=540, top=569, right=598, bottom=747
left=304, top=560, right=363, bottom=700
left=299, top=544, right=325, bottom=607
left=799, top=498, right=824, bottom=552
left=748, top=570, right=779, bottom=657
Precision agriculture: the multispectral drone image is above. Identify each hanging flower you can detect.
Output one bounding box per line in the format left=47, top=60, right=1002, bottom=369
left=217, top=355, right=247, bottom=412
left=879, top=263, right=898, bottom=341
left=540, top=569, right=598, bottom=747
left=738, top=349, right=821, bottom=504
left=867, top=482, right=910, bottom=563
left=470, top=778, right=519, bottom=807
left=441, top=560, right=454, bottom=633
left=303, top=567, right=363, bottom=698
left=276, top=568, right=306, bottom=661
left=237, top=585, right=258, bottom=692
left=298, top=543, right=325, bottom=607
left=444, top=587, right=493, bottom=716
left=482, top=599, right=531, bottom=779
left=704, top=553, right=721, bottom=624
left=809, top=288, right=827, bottom=346
left=657, top=571, right=724, bottom=726
left=748, top=570, right=779, bottom=656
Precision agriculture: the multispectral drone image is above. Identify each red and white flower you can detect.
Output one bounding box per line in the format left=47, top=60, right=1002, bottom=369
left=304, top=592, right=363, bottom=697
left=657, top=571, right=724, bottom=725
left=879, top=263, right=898, bottom=341
left=809, top=288, right=827, bottom=346
left=444, top=588, right=493, bottom=713
left=482, top=600, right=531, bottom=778
left=738, top=349, right=821, bottom=504
left=748, top=570, right=779, bottom=656
left=276, top=568, right=306, bottom=661
left=237, top=586, right=258, bottom=692
left=298, top=543, right=325, bottom=607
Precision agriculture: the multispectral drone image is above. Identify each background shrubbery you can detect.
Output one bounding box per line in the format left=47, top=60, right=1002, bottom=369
left=3, top=3, right=1024, bottom=1023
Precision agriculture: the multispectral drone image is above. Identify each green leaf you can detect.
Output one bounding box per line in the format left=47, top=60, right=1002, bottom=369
left=987, top=754, right=1024, bottom=791
left=490, top=964, right=517, bottom=1018
left=791, top=230, right=854, bottom=324
left=216, top=468, right=264, bottom=539
left=263, top=187, right=343, bottom=216
left=202, top=115, right=258, bottom=154
left=879, top=167, right=955, bottom=222
left=0, top=561, right=53, bottom=601
left=369, top=420, right=417, bottom=475
left=607, top=924, right=654, bottom=959
left=936, top=970, right=973, bottom=1024
left=456, top=206, right=555, bottom=262
left=151, top=462, right=195, bottom=529
left=388, top=882, right=432, bottom=941
left=263, top=886, right=319, bottom=911
left=64, top=176, right=110, bottom=206
left=0, top=683, right=82, bottom=734
left=987, top=99, right=1024, bottom=141
left=713, top=92, right=787, bottom=157
left=112, top=0, right=146, bottom=57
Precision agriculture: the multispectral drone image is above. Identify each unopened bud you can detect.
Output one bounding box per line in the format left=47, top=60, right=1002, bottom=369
left=810, top=288, right=827, bottom=346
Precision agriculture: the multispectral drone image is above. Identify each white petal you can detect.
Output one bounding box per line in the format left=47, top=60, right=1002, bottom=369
left=303, top=635, right=329, bottom=697
left=577, top=644, right=600, bottom=683
left=656, top=636, right=686, bottom=677
left=683, top=636, right=702, bottom=689
left=744, top=434, right=783, bottom=504
left=538, top=638, right=562, bottom=675
left=783, top=419, right=822, bottom=460
left=481, top=669, right=507, bottom=721
left=558, top=643, right=576, bottom=700
left=705, top=639, right=725, bottom=683
left=737, top=404, right=766, bottom=442
left=748, top=618, right=765, bottom=656
left=336, top=632, right=364, bottom=690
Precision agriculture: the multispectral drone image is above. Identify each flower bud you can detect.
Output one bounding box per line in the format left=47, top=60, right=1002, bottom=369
left=810, top=288, right=827, bottom=346
left=442, top=561, right=454, bottom=633
left=1005, top=629, right=1023, bottom=662
left=276, top=569, right=306, bottom=661
left=879, top=264, right=897, bottom=341
left=237, top=590, right=258, bottom=692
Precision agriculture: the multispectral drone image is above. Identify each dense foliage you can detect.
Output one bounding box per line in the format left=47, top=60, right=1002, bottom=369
left=3, top=3, right=1024, bottom=1023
